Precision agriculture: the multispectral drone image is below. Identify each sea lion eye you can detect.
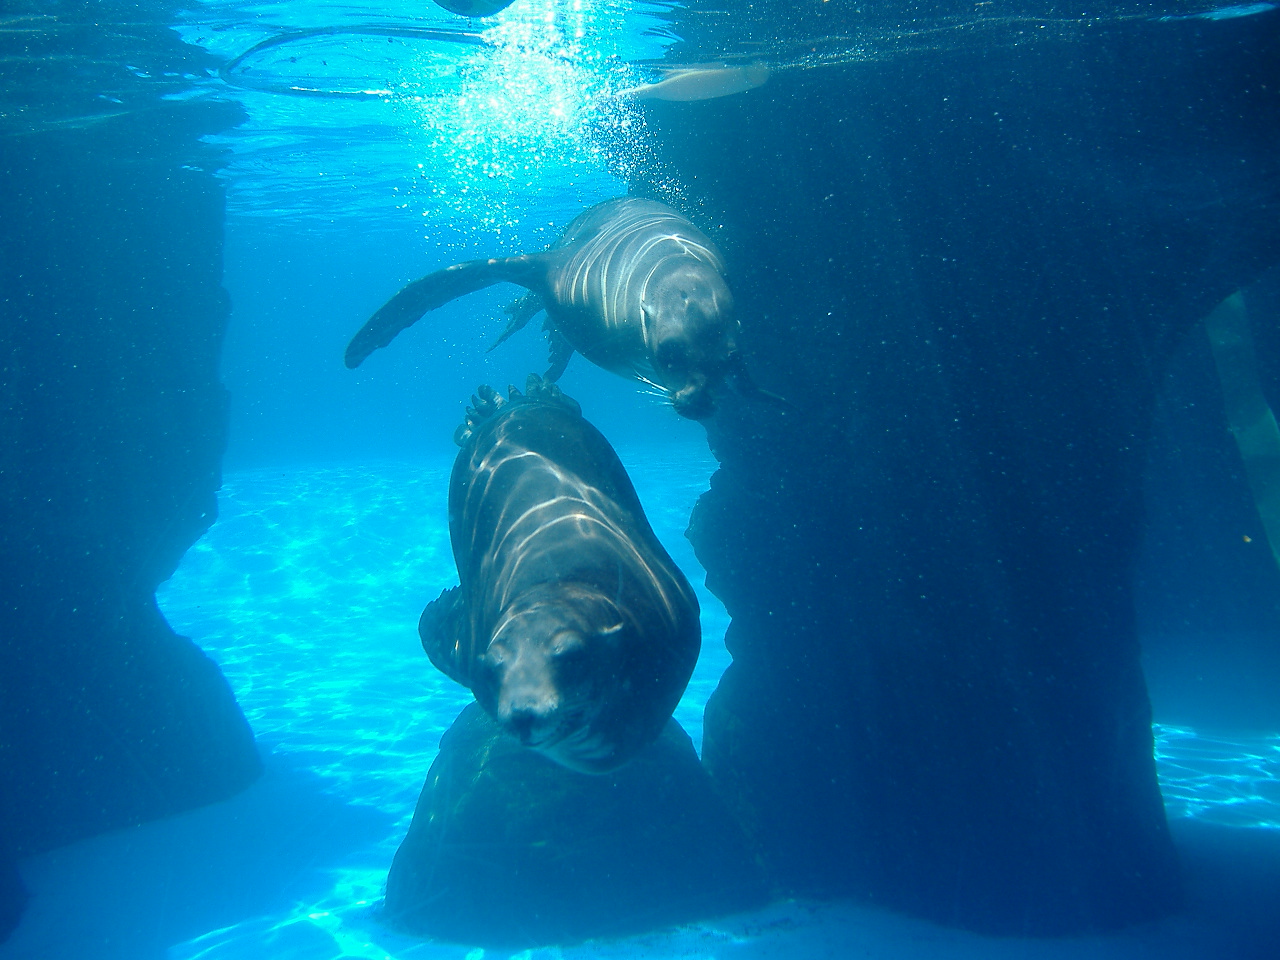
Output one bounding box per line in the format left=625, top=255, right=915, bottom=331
left=550, top=631, right=586, bottom=657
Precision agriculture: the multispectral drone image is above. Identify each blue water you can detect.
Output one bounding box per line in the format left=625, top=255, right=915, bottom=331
left=149, top=451, right=729, bottom=959
left=3, top=458, right=1273, bottom=958
left=4, top=0, right=1279, bottom=957
left=155, top=461, right=1280, bottom=840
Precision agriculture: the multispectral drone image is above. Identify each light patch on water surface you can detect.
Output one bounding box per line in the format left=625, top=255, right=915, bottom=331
left=158, top=462, right=470, bottom=828
left=392, top=0, right=651, bottom=243
left=179, top=1, right=668, bottom=231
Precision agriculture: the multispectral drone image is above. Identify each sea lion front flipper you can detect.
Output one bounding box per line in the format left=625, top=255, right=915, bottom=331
left=543, top=323, right=575, bottom=382
left=419, top=586, right=472, bottom=688
left=487, top=292, right=546, bottom=353
left=727, top=350, right=795, bottom=413
left=345, top=254, right=550, bottom=369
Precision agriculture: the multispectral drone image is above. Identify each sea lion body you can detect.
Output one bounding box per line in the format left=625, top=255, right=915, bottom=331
left=420, top=377, right=701, bottom=773
left=345, top=198, right=758, bottom=420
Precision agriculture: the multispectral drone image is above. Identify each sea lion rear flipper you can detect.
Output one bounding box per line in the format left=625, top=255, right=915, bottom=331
left=419, top=586, right=473, bottom=688
left=345, top=254, right=549, bottom=369
left=543, top=324, right=575, bottom=382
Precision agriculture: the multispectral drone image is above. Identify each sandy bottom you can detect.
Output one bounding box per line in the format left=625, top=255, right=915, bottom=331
left=2, top=452, right=1277, bottom=960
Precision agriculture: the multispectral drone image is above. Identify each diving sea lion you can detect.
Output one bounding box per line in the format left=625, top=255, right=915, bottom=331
left=419, top=375, right=701, bottom=773
left=345, top=197, right=773, bottom=420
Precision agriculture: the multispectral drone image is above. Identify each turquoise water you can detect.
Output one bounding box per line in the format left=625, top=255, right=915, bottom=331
left=153, top=450, right=732, bottom=959
left=156, top=450, right=730, bottom=800
left=140, top=456, right=1280, bottom=958
left=4, top=2, right=1277, bottom=957
left=175, top=0, right=670, bottom=232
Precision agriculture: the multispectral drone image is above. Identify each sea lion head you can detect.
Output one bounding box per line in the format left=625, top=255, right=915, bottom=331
left=641, top=260, right=738, bottom=420
left=476, top=583, right=632, bottom=773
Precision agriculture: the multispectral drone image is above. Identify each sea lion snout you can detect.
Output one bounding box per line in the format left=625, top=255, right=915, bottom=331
left=646, top=266, right=737, bottom=419
left=497, top=694, right=561, bottom=747
left=671, top=377, right=716, bottom=420
left=482, top=593, right=624, bottom=750
left=484, top=640, right=569, bottom=746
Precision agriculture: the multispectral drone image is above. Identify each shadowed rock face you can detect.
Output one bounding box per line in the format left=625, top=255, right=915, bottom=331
left=385, top=703, right=768, bottom=946
left=0, top=11, right=261, bottom=937
left=626, top=6, right=1280, bottom=937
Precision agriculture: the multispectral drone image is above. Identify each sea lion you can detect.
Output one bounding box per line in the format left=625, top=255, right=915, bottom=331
left=345, top=197, right=774, bottom=420
left=431, top=0, right=515, bottom=16
left=419, top=375, right=702, bottom=773
left=615, top=63, right=772, bottom=102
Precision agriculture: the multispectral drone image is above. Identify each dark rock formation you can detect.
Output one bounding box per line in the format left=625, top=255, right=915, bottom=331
left=385, top=703, right=768, bottom=946
left=626, top=5, right=1280, bottom=937
left=0, top=4, right=261, bottom=937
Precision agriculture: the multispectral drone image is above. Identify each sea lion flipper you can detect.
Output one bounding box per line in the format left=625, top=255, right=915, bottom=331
left=455, top=379, right=581, bottom=445
left=419, top=586, right=471, bottom=687
left=727, top=351, right=795, bottom=413
left=543, top=326, right=574, bottom=382
left=453, top=384, right=511, bottom=447
left=523, top=373, right=581, bottom=416
left=487, top=292, right=545, bottom=353
left=345, top=255, right=548, bottom=369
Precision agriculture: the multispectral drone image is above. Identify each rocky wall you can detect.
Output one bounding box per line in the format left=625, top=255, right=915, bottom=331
left=0, top=80, right=260, bottom=942
left=630, top=8, right=1280, bottom=935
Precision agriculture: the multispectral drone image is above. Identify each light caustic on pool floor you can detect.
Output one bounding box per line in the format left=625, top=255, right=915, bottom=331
left=158, top=456, right=729, bottom=818
left=157, top=462, right=1280, bottom=960
left=159, top=461, right=1280, bottom=831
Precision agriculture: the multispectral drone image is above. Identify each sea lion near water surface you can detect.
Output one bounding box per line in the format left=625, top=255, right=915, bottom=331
left=615, top=63, right=771, bottom=102
left=344, top=197, right=780, bottom=420
left=419, top=375, right=701, bottom=773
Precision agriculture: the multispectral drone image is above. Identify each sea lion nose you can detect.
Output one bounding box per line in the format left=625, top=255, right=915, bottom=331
left=672, top=383, right=715, bottom=420
left=504, top=708, right=540, bottom=745
left=499, top=692, right=560, bottom=745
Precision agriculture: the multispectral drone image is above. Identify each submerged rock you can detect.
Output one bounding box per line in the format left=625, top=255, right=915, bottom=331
left=1, top=80, right=259, bottom=870
left=612, top=3, right=1280, bottom=935
left=384, top=702, right=768, bottom=946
